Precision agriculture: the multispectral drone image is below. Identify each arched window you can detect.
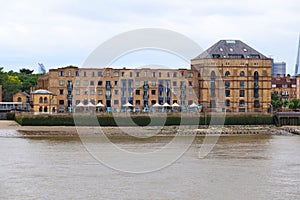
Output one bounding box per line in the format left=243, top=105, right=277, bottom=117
left=17, top=97, right=22, bottom=102
left=254, top=71, right=259, bottom=98
left=210, top=71, right=216, bottom=98
left=240, top=71, right=245, bottom=76
left=39, top=97, right=43, bottom=103
left=39, top=106, right=43, bottom=112
left=44, top=106, right=48, bottom=112
left=225, top=71, right=230, bottom=76
left=44, top=97, right=48, bottom=104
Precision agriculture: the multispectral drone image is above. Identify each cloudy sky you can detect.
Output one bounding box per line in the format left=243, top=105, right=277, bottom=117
left=0, top=0, right=299, bottom=74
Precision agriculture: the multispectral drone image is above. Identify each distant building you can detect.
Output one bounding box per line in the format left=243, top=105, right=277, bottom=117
left=191, top=40, right=272, bottom=113
left=272, top=62, right=286, bottom=77
left=294, top=35, right=300, bottom=76
left=271, top=74, right=297, bottom=101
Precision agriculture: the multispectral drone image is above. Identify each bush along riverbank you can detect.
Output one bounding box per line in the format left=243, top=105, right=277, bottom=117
left=14, top=113, right=274, bottom=126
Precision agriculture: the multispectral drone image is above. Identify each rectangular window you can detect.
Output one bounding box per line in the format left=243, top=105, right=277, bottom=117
left=159, top=72, right=161, bottom=77
left=225, top=81, right=230, bottom=89
left=84, top=80, right=88, bottom=86
left=144, top=71, right=147, bottom=77
left=136, top=100, right=140, bottom=105
left=130, top=72, right=132, bottom=77
left=225, top=90, right=230, bottom=97
left=173, top=72, right=177, bottom=77
left=136, top=90, right=140, bottom=95
left=59, top=80, right=64, bottom=86
left=92, top=72, right=95, bottom=77
left=152, top=72, right=156, bottom=77
left=151, top=100, right=156, bottom=105
left=98, top=71, right=102, bottom=77
left=151, top=90, right=156, bottom=95
left=83, top=72, right=87, bottom=77
left=136, top=81, right=140, bottom=86
left=173, top=81, right=177, bottom=86
left=98, top=81, right=102, bottom=86
left=90, top=81, right=94, bottom=86
left=151, top=81, right=156, bottom=86
left=76, top=80, right=80, bottom=86
left=68, top=71, right=72, bottom=76
left=167, top=72, right=170, bottom=77
left=114, top=100, right=119, bottom=105
left=59, top=89, right=64, bottom=95
left=239, top=108, right=245, bottom=112
left=58, top=71, right=64, bottom=76
left=114, top=90, right=118, bottom=95
left=226, top=100, right=230, bottom=107
left=210, top=100, right=216, bottom=108
left=188, top=89, right=193, bottom=95
left=76, top=89, right=80, bottom=95
left=106, top=71, right=110, bottom=77
left=181, top=71, right=184, bottom=77
left=239, top=100, right=245, bottom=107
left=188, top=81, right=193, bottom=86
left=59, top=100, right=64, bottom=105
left=114, top=71, right=119, bottom=77
left=90, top=90, right=95, bottom=95
left=114, top=81, right=118, bottom=86
left=188, top=72, right=193, bottom=78
left=98, top=90, right=103, bottom=95
left=240, top=81, right=245, bottom=88
left=240, top=90, right=245, bottom=97
left=76, top=71, right=80, bottom=76
left=254, top=100, right=260, bottom=108
left=136, top=72, right=140, bottom=77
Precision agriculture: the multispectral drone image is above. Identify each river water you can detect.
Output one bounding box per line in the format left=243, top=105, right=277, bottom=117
left=0, top=130, right=300, bottom=200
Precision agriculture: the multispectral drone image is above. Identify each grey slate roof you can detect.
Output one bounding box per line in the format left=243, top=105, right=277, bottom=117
left=194, top=40, right=267, bottom=59
left=31, top=89, right=53, bottom=94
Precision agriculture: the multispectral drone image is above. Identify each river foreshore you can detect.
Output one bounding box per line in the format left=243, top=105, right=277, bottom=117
left=0, top=120, right=298, bottom=137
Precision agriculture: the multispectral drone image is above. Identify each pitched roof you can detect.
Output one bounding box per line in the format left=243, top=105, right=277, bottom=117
left=193, top=40, right=268, bottom=59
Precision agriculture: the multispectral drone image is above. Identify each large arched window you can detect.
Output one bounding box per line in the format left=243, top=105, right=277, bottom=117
left=210, top=71, right=216, bottom=98
left=17, top=97, right=22, bottom=102
left=44, top=97, right=48, bottom=104
left=44, top=106, right=48, bottom=112
left=225, top=71, right=230, bottom=77
left=39, top=106, right=43, bottom=112
left=254, top=71, right=259, bottom=98
left=240, top=71, right=245, bottom=76
left=39, top=97, right=43, bottom=103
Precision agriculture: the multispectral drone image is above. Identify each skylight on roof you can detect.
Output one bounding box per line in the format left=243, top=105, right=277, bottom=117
left=226, top=40, right=236, bottom=44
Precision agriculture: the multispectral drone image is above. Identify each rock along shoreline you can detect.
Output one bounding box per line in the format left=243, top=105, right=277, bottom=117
left=0, top=121, right=298, bottom=137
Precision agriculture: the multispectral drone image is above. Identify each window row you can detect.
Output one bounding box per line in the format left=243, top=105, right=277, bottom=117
left=58, top=70, right=194, bottom=78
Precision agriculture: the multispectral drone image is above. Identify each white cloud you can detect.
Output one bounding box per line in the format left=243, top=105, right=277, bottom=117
left=0, top=0, right=299, bottom=74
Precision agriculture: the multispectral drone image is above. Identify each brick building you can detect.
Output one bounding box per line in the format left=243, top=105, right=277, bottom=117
left=271, top=74, right=297, bottom=101
left=191, top=40, right=272, bottom=113
left=38, top=66, right=199, bottom=112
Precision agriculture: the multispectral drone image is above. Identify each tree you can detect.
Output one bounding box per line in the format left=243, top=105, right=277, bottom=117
left=290, top=99, right=300, bottom=109
left=283, top=100, right=289, bottom=108
left=19, top=68, right=34, bottom=75
left=271, top=92, right=280, bottom=101
left=2, top=75, right=22, bottom=101
left=289, top=102, right=295, bottom=109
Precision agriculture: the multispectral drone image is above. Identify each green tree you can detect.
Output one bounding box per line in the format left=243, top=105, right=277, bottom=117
left=290, top=99, right=300, bottom=109
left=283, top=100, right=289, bottom=108
left=19, top=68, right=34, bottom=75
left=2, top=75, right=22, bottom=101
left=289, top=102, right=295, bottom=109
